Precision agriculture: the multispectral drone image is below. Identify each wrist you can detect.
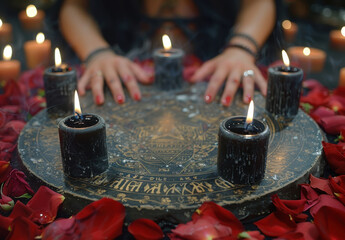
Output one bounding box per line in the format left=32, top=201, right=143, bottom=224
left=83, top=47, right=114, bottom=64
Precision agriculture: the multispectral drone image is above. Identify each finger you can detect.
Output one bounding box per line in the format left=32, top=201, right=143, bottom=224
left=190, top=61, right=216, bottom=83
left=90, top=70, right=105, bottom=105
left=204, top=67, right=228, bottom=103
left=242, top=70, right=255, bottom=104
left=78, top=70, right=91, bottom=96
left=103, top=68, right=125, bottom=104
left=130, top=62, right=150, bottom=84
left=118, top=65, right=141, bottom=101
left=220, top=68, right=242, bottom=107
left=254, top=69, right=267, bottom=96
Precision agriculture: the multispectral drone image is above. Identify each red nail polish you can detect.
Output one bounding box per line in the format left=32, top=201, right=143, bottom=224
left=245, top=95, right=252, bottom=103
left=225, top=96, right=232, bottom=105
left=96, top=95, right=103, bottom=105
left=117, top=95, right=124, bottom=104
left=205, top=95, right=212, bottom=103
left=134, top=93, right=141, bottom=101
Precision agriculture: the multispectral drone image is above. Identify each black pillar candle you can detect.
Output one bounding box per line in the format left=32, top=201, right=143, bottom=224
left=153, top=34, right=184, bottom=91
left=265, top=57, right=303, bottom=119
left=58, top=114, right=108, bottom=178
left=217, top=116, right=270, bottom=185
left=43, top=48, right=76, bottom=114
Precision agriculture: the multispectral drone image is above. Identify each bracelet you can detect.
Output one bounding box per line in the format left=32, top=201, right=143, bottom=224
left=83, top=47, right=114, bottom=64
left=230, top=33, right=259, bottom=53
left=224, top=43, right=257, bottom=58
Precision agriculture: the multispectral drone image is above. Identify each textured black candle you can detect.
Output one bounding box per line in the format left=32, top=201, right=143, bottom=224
left=265, top=66, right=303, bottom=119
left=58, top=114, right=108, bottom=178
left=43, top=65, right=76, bottom=114
left=153, top=48, right=184, bottom=91
left=217, top=117, right=270, bottom=185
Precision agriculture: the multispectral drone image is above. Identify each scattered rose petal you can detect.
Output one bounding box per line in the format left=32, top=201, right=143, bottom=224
left=254, top=211, right=296, bottom=237
left=314, top=206, right=345, bottom=240
left=322, top=141, right=345, bottom=174
left=6, top=216, right=41, bottom=240
left=3, top=169, right=34, bottom=198
left=329, top=175, right=345, bottom=205
left=300, top=184, right=320, bottom=211
left=309, top=174, right=333, bottom=195
left=128, top=218, right=163, bottom=240
left=42, top=216, right=81, bottom=240
left=271, top=194, right=307, bottom=222
left=309, top=194, right=345, bottom=217
left=320, top=115, right=345, bottom=135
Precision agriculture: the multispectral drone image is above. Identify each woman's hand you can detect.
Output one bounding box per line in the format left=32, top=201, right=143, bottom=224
left=190, top=48, right=267, bottom=107
left=78, top=51, right=152, bottom=105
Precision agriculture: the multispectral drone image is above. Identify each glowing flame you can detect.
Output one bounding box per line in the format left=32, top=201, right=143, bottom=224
left=55, top=48, right=61, bottom=67
left=36, top=32, right=45, bottom=44
left=26, top=5, right=37, bottom=18
left=341, top=26, right=345, bottom=37
left=303, top=47, right=311, bottom=56
left=282, top=50, right=290, bottom=67
left=3, top=45, right=12, bottom=61
left=246, top=100, right=254, bottom=125
left=0, top=19, right=3, bottom=28
left=74, top=90, right=82, bottom=117
left=282, top=20, right=291, bottom=29
left=162, top=34, right=172, bottom=50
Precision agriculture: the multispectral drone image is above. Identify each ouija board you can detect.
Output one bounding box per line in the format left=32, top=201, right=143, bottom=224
left=17, top=83, right=323, bottom=222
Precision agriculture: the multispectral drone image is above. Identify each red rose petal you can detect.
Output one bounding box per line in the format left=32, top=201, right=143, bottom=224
left=76, top=198, right=125, bottom=239
left=300, top=88, right=329, bottom=108
left=128, top=218, right=163, bottom=240
left=9, top=200, right=33, bottom=219
left=192, top=202, right=244, bottom=236
left=271, top=194, right=307, bottom=221
left=329, top=175, right=345, bottom=205
left=309, top=194, right=345, bottom=217
left=322, top=141, right=345, bottom=174
left=309, top=174, right=333, bottom=195
left=300, top=184, right=320, bottom=211
left=314, top=206, right=345, bottom=240
left=27, top=186, right=64, bottom=225
left=6, top=216, right=41, bottom=240
left=254, top=211, right=296, bottom=237
left=0, top=215, right=12, bottom=238
left=3, top=169, right=34, bottom=198
left=320, top=115, right=345, bottom=135
left=294, top=222, right=320, bottom=240
left=302, top=79, right=326, bottom=91
left=42, top=216, right=81, bottom=240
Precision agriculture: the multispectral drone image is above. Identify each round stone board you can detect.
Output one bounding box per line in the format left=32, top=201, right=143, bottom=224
left=17, top=83, right=323, bottom=222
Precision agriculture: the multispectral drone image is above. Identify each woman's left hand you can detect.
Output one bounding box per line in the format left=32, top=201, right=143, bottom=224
left=190, top=48, right=267, bottom=106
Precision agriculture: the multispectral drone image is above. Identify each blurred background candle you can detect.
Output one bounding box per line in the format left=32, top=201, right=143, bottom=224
left=339, top=67, right=345, bottom=87
left=24, top=32, right=51, bottom=69
left=43, top=48, right=76, bottom=114
left=282, top=20, right=298, bottom=43
left=153, top=34, right=184, bottom=91
left=0, top=45, right=21, bottom=81
left=288, top=46, right=326, bottom=73
left=58, top=91, right=108, bottom=178
left=217, top=101, right=270, bottom=185
left=0, top=19, right=12, bottom=44
left=330, top=26, right=345, bottom=50
left=18, top=4, right=45, bottom=31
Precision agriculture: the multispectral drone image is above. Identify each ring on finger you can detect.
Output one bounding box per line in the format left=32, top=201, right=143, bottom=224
left=243, top=69, right=254, bottom=78
left=92, top=70, right=103, bottom=78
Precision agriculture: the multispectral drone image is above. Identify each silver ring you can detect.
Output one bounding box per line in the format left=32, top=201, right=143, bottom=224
left=243, top=70, right=254, bottom=77
left=92, top=70, right=103, bottom=78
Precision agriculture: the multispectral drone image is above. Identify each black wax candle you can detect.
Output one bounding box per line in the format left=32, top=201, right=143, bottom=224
left=153, top=48, right=184, bottom=91
left=265, top=66, right=303, bottom=119
left=217, top=117, right=270, bottom=185
left=43, top=65, right=76, bottom=114
left=58, top=114, right=108, bottom=178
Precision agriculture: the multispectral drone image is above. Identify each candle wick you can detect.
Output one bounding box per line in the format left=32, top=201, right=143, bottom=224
left=74, top=112, right=83, bottom=121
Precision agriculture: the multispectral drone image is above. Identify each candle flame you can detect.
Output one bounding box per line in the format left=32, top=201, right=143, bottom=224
left=55, top=48, right=61, bottom=67
left=341, top=26, right=345, bottom=37
left=246, top=100, right=254, bottom=125
left=74, top=90, right=82, bottom=117
left=26, top=5, right=38, bottom=18
left=0, top=19, right=3, bottom=28
left=3, top=45, right=12, bottom=61
left=282, top=50, right=290, bottom=67
left=303, top=47, right=311, bottom=56
left=162, top=34, right=172, bottom=50
left=282, top=20, right=291, bottom=30
left=36, top=32, right=45, bottom=44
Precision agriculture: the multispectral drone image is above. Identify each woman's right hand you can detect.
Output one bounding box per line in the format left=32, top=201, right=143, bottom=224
left=78, top=51, right=152, bottom=105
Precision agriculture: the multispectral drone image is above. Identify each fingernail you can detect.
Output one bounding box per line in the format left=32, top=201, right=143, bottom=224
left=116, top=95, right=124, bottom=104
left=205, top=94, right=212, bottom=103
left=96, top=95, right=103, bottom=105
left=245, top=95, right=252, bottom=103
left=134, top=93, right=141, bottom=101
left=222, top=96, right=231, bottom=106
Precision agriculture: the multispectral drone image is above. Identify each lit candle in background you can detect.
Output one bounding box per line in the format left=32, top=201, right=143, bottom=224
left=330, top=26, right=345, bottom=50
left=58, top=90, right=108, bottom=178
left=287, top=46, right=326, bottom=73
left=24, top=32, right=51, bottom=69
left=265, top=50, right=303, bottom=119
left=18, top=4, right=45, bottom=30
left=282, top=20, right=298, bottom=43
left=338, top=67, right=345, bottom=87
left=43, top=47, right=76, bottom=115
left=0, top=45, right=21, bottom=81
left=153, top=34, right=184, bottom=91
left=0, top=18, right=12, bottom=44
left=217, top=100, right=270, bottom=185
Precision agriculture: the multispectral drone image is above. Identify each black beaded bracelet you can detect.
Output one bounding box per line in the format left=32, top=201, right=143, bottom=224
left=230, top=33, right=259, bottom=53
left=224, top=43, right=257, bottom=58
left=83, top=47, right=114, bottom=64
